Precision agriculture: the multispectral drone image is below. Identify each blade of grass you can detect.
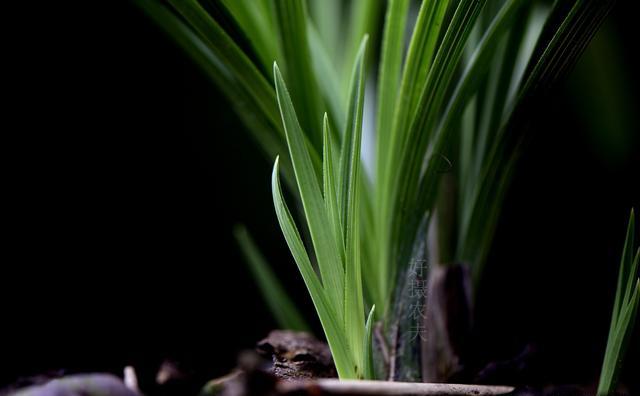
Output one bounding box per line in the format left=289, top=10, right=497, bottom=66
left=597, top=211, right=638, bottom=395
left=233, top=225, right=309, bottom=331
left=341, top=0, right=382, bottom=91
left=375, top=0, right=410, bottom=183
left=166, top=0, right=280, bottom=130
left=621, top=211, right=637, bottom=309
left=360, top=175, right=382, bottom=315
left=599, top=275, right=639, bottom=395
left=309, top=0, right=342, bottom=63
left=274, top=0, right=325, bottom=150
left=610, top=210, right=635, bottom=336
left=339, top=36, right=368, bottom=241
left=518, top=0, right=614, bottom=100
left=323, top=114, right=344, bottom=263
left=363, top=305, right=376, bottom=379
left=308, top=24, right=346, bottom=135
left=219, top=0, right=278, bottom=71
left=338, top=37, right=368, bottom=374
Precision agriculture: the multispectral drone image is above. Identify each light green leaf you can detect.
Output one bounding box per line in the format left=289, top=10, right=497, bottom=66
left=274, top=0, right=325, bottom=150
left=309, top=0, right=342, bottom=64
left=341, top=0, right=382, bottom=85
left=219, top=0, right=278, bottom=71
left=620, top=211, right=636, bottom=314
left=233, top=225, right=309, bottom=332
left=166, top=0, right=280, bottom=130
left=338, top=36, right=368, bottom=241
left=598, top=211, right=639, bottom=395
left=338, top=36, right=368, bottom=374
left=363, top=305, right=376, bottom=379
left=375, top=0, right=410, bottom=183
left=323, top=114, right=344, bottom=263
left=308, top=24, right=346, bottom=131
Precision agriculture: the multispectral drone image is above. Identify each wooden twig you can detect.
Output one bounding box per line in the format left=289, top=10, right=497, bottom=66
left=388, top=322, right=399, bottom=381
left=279, top=379, right=514, bottom=395
left=374, top=322, right=390, bottom=365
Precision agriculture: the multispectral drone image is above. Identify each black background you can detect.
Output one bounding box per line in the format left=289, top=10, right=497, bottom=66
left=2, top=1, right=638, bottom=393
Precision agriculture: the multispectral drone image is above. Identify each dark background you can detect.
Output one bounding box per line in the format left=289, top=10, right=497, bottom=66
left=2, top=1, right=638, bottom=393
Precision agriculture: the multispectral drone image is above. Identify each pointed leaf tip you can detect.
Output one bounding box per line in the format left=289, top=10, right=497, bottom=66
left=358, top=35, right=369, bottom=57
left=272, top=156, right=281, bottom=180
left=273, top=61, right=282, bottom=80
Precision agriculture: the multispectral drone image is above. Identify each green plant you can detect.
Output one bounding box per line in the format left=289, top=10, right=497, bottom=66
left=598, top=210, right=639, bottom=396
left=137, top=0, right=615, bottom=381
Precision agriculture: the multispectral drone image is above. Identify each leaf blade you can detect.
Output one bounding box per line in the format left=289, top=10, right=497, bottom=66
left=363, top=305, right=376, bottom=379
left=337, top=36, right=368, bottom=374
left=234, top=225, right=309, bottom=331
left=274, top=0, right=325, bottom=150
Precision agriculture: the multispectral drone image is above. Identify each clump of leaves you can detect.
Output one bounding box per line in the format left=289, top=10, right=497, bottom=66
left=271, top=46, right=375, bottom=377
left=598, top=210, right=639, bottom=396
left=137, top=0, right=615, bottom=381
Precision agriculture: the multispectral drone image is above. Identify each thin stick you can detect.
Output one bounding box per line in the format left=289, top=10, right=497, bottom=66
left=388, top=322, right=399, bottom=381
left=279, top=379, right=514, bottom=395
left=374, top=322, right=390, bottom=365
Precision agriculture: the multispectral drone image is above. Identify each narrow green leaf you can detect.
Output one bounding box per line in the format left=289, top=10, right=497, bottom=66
left=363, top=305, right=376, bottom=379
left=598, top=280, right=639, bottom=395
left=621, top=211, right=636, bottom=309
left=518, top=0, right=614, bottom=100
left=219, top=0, right=278, bottom=71
left=612, top=209, right=635, bottom=329
left=323, top=114, right=345, bottom=263
left=166, top=0, right=280, bottom=130
left=341, top=0, right=382, bottom=90
left=337, top=36, right=368, bottom=374
left=627, top=249, right=640, bottom=305
left=338, top=36, right=368, bottom=239
left=233, top=225, right=309, bottom=332
left=459, top=95, right=477, bottom=205
left=273, top=63, right=345, bottom=320
left=598, top=211, right=639, bottom=395
left=308, top=24, right=346, bottom=133
left=375, top=0, right=410, bottom=183
left=309, top=0, right=342, bottom=62
left=360, top=176, right=383, bottom=315
left=274, top=0, right=324, bottom=150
